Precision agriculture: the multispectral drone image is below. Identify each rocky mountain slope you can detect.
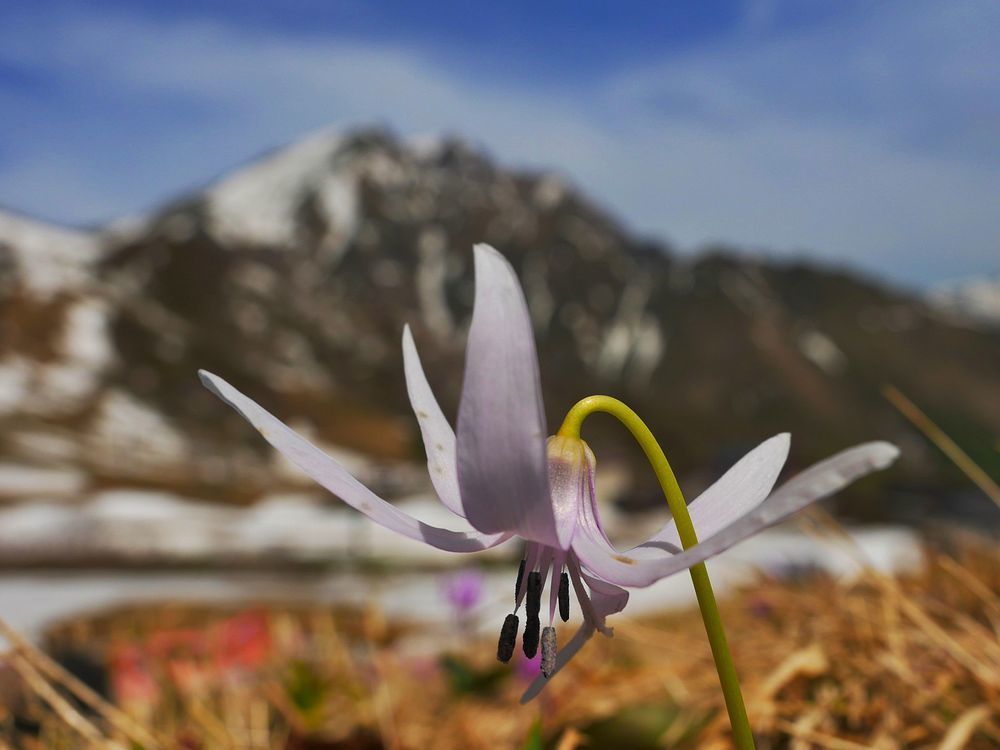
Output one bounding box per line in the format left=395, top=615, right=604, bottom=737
left=2, top=129, right=999, bottom=520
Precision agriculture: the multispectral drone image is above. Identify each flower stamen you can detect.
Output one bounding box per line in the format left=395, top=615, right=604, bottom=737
left=514, top=546, right=540, bottom=612
left=540, top=626, right=557, bottom=677
left=497, top=613, right=519, bottom=662
left=558, top=572, right=570, bottom=622
left=526, top=571, right=542, bottom=618
left=523, top=571, right=543, bottom=657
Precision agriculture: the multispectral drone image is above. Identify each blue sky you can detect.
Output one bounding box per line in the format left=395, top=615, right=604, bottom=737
left=1, top=0, right=997, bottom=287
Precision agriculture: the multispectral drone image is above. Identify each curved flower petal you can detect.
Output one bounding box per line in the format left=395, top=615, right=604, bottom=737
left=456, top=244, right=561, bottom=548
left=632, top=433, right=790, bottom=555
left=402, top=325, right=465, bottom=518
left=546, top=436, right=585, bottom=553
left=199, top=371, right=511, bottom=553
left=579, top=568, right=629, bottom=633
left=572, top=442, right=899, bottom=587
left=520, top=569, right=628, bottom=702
left=575, top=440, right=615, bottom=547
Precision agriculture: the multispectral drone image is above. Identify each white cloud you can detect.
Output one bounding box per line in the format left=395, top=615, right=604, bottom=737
left=0, top=1, right=997, bottom=285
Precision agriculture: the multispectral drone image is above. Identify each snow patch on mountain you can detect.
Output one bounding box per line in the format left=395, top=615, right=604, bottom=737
left=0, top=209, right=99, bottom=299
left=40, top=299, right=113, bottom=414
left=0, top=463, right=86, bottom=498
left=86, top=390, right=190, bottom=477
left=0, top=359, right=31, bottom=414
left=205, top=130, right=360, bottom=254
left=0, top=297, right=113, bottom=418
left=797, top=329, right=847, bottom=375
left=929, top=276, right=1000, bottom=326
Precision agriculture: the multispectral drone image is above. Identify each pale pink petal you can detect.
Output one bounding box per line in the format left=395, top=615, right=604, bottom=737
left=456, top=245, right=561, bottom=548
left=402, top=326, right=464, bottom=518
left=581, top=571, right=630, bottom=619
left=568, top=443, right=644, bottom=571
left=573, top=440, right=617, bottom=550
left=545, top=436, right=584, bottom=555
left=572, top=442, right=899, bottom=587
left=200, top=371, right=510, bottom=553
left=565, top=556, right=606, bottom=634
left=632, top=433, right=790, bottom=555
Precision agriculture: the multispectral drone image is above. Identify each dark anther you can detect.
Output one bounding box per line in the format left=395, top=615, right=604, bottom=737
left=541, top=626, right=557, bottom=677
left=558, top=572, right=570, bottom=622
left=522, top=616, right=540, bottom=658
left=515, top=559, right=526, bottom=599
left=526, top=571, right=542, bottom=620
left=497, top=614, right=519, bottom=662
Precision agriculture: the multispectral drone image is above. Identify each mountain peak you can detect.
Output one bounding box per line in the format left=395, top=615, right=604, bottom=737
left=204, top=127, right=358, bottom=250
left=198, top=128, right=510, bottom=252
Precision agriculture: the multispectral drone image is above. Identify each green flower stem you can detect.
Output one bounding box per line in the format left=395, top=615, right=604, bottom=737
left=558, top=395, right=755, bottom=750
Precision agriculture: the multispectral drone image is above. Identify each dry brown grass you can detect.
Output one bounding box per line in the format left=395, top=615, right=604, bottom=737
left=0, top=528, right=997, bottom=749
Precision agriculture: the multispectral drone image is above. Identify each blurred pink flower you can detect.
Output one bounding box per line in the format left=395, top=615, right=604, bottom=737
left=443, top=569, right=485, bottom=615
left=516, top=651, right=541, bottom=682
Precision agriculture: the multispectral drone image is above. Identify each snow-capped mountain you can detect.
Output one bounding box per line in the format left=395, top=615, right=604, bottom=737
left=2, top=128, right=999, bottom=523
left=928, top=276, right=1000, bottom=327
left=205, top=128, right=360, bottom=253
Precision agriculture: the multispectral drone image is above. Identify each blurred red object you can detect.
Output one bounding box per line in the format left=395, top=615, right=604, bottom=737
left=213, top=610, right=271, bottom=674
left=109, top=644, right=160, bottom=704
left=147, top=627, right=209, bottom=660
left=109, top=610, right=274, bottom=700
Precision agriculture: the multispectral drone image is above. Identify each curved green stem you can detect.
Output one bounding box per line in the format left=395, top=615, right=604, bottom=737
left=559, top=395, right=756, bottom=750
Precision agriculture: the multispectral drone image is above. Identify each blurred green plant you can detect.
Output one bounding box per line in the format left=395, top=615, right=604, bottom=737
left=579, top=704, right=711, bottom=750
left=438, top=654, right=510, bottom=698
left=285, top=660, right=330, bottom=727
left=518, top=717, right=545, bottom=750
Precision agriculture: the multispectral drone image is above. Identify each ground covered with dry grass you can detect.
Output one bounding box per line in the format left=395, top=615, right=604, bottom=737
left=1, top=527, right=997, bottom=750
